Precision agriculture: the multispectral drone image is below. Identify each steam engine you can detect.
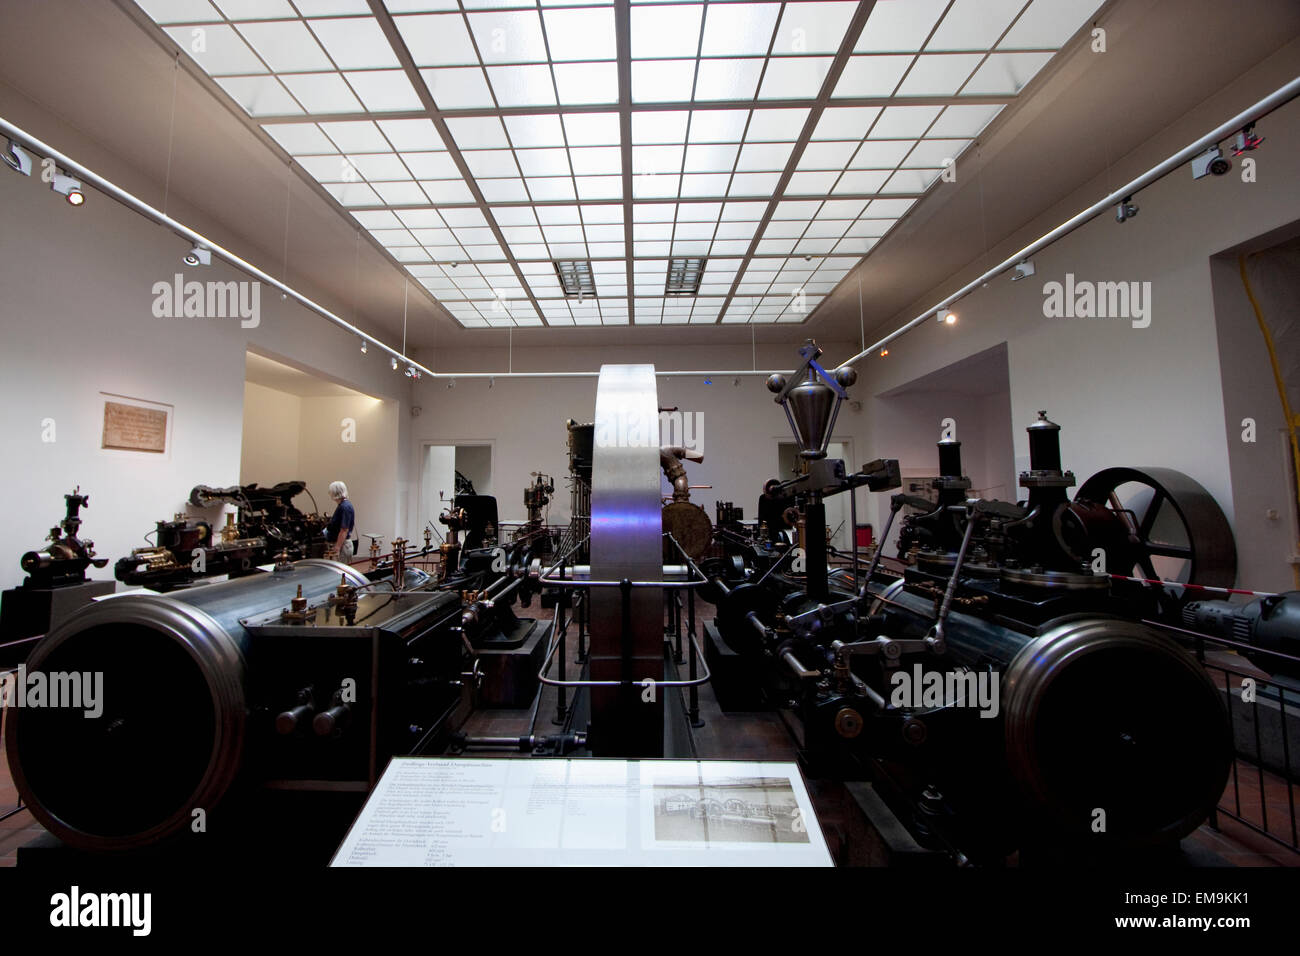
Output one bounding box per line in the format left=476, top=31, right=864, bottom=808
left=113, top=481, right=330, bottom=590
left=704, top=341, right=1240, bottom=862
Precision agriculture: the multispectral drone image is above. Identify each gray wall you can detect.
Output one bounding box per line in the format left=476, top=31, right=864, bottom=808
left=1211, top=237, right=1300, bottom=592
left=849, top=40, right=1300, bottom=588
left=0, top=99, right=411, bottom=592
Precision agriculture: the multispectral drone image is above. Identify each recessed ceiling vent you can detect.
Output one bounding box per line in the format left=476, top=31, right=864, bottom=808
left=554, top=260, right=596, bottom=298
left=665, top=257, right=705, bottom=295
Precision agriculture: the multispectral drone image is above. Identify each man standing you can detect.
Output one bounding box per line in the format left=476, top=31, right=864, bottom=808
left=325, top=481, right=356, bottom=562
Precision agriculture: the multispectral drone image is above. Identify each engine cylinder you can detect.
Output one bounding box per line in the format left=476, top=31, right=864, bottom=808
left=5, top=559, right=365, bottom=852
left=874, top=580, right=1231, bottom=846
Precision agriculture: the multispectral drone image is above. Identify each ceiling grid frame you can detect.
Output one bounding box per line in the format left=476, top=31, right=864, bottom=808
left=117, top=0, right=1111, bottom=329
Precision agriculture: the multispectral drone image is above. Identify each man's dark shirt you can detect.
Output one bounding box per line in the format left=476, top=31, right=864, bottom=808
left=326, top=498, right=356, bottom=545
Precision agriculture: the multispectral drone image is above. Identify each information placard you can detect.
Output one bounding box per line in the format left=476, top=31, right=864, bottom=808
left=331, top=757, right=833, bottom=867
left=102, top=399, right=167, bottom=453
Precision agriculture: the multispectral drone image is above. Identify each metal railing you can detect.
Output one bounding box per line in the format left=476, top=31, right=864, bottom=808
left=1150, top=619, right=1300, bottom=855
left=535, top=532, right=711, bottom=728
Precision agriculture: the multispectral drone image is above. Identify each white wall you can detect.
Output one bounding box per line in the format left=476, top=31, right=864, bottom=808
left=419, top=445, right=457, bottom=536
left=406, top=342, right=871, bottom=533
left=296, top=394, right=399, bottom=542
left=0, top=110, right=411, bottom=593
left=455, top=444, right=493, bottom=498
left=849, top=44, right=1300, bottom=587
left=870, top=375, right=1014, bottom=558
left=1211, top=239, right=1300, bottom=592
left=240, top=382, right=301, bottom=488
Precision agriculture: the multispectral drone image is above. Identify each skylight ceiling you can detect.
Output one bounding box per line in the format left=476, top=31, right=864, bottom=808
left=131, top=0, right=1105, bottom=329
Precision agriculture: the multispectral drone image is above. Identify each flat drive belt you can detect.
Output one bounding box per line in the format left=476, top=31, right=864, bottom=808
left=588, top=364, right=664, bottom=756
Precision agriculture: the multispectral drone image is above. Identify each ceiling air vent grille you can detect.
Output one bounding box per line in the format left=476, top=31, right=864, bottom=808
left=665, top=257, right=705, bottom=295
left=554, top=260, right=596, bottom=298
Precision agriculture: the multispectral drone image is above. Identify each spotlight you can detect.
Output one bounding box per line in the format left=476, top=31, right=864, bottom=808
left=1115, top=197, right=1138, bottom=223
left=391, top=357, right=398, bottom=370
left=1233, top=123, right=1264, bottom=155
left=937, top=309, right=956, bottom=325
left=360, top=339, right=368, bottom=354
left=1011, top=260, right=1035, bottom=282
left=4, top=140, right=33, bottom=176
left=447, top=378, right=456, bottom=389
left=1191, top=145, right=1231, bottom=179
left=879, top=348, right=888, bottom=357
left=183, top=244, right=211, bottom=266
left=51, top=172, right=84, bottom=205
left=704, top=376, right=712, bottom=385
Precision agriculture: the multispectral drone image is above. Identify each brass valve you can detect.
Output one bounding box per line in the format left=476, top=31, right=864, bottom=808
left=280, top=584, right=318, bottom=623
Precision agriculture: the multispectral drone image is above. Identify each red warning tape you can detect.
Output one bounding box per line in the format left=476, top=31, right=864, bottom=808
left=1108, top=573, right=1277, bottom=598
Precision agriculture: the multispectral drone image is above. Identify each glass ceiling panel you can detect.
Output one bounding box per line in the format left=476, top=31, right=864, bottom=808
left=133, top=0, right=1102, bottom=328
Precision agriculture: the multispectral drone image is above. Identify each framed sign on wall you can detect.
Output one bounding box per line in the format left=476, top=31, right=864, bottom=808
left=100, top=393, right=173, bottom=456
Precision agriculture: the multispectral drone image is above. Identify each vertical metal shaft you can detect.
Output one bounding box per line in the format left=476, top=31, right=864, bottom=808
left=688, top=588, right=702, bottom=727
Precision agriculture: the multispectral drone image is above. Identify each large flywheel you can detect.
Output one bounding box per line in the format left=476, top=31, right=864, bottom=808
left=1075, top=466, right=1237, bottom=590
left=586, top=364, right=665, bottom=756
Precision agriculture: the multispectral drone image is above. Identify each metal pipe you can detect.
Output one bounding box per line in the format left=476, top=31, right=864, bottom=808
left=556, top=564, right=689, bottom=579
left=0, top=114, right=787, bottom=380
left=781, top=650, right=821, bottom=680
left=859, top=497, right=902, bottom=599
left=536, top=619, right=713, bottom=688
left=837, top=74, right=1300, bottom=369
left=934, top=512, right=977, bottom=647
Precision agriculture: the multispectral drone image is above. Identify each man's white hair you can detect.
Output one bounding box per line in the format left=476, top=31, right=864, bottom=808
left=329, top=481, right=348, bottom=500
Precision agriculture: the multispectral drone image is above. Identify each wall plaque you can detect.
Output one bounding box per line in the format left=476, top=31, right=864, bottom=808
left=102, top=400, right=168, bottom=453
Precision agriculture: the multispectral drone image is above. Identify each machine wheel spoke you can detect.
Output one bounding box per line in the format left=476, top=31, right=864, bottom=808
left=1137, top=490, right=1165, bottom=539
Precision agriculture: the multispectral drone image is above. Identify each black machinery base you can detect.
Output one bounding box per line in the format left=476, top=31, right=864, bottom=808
left=0, top=580, right=116, bottom=661
left=703, top=620, right=769, bottom=712
left=474, top=618, right=548, bottom=708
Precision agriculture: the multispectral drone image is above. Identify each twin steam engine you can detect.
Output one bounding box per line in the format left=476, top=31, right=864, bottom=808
left=704, top=342, right=1235, bottom=863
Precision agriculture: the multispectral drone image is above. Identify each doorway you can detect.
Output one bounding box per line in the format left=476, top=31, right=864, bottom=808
left=419, top=443, right=494, bottom=538
left=872, top=344, right=1014, bottom=559
left=776, top=440, right=854, bottom=552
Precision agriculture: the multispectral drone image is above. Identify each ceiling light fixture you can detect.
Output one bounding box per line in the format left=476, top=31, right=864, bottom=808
left=4, top=139, right=32, bottom=176
left=360, top=339, right=367, bottom=354
left=879, top=348, right=888, bottom=357
left=937, top=308, right=957, bottom=325
left=1011, top=260, right=1035, bottom=282
left=391, top=357, right=398, bottom=370
left=51, top=172, right=84, bottom=205
left=1115, top=197, right=1139, bottom=223
left=183, top=244, right=211, bottom=266
left=1191, top=145, right=1231, bottom=179
left=1233, top=123, right=1265, bottom=154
